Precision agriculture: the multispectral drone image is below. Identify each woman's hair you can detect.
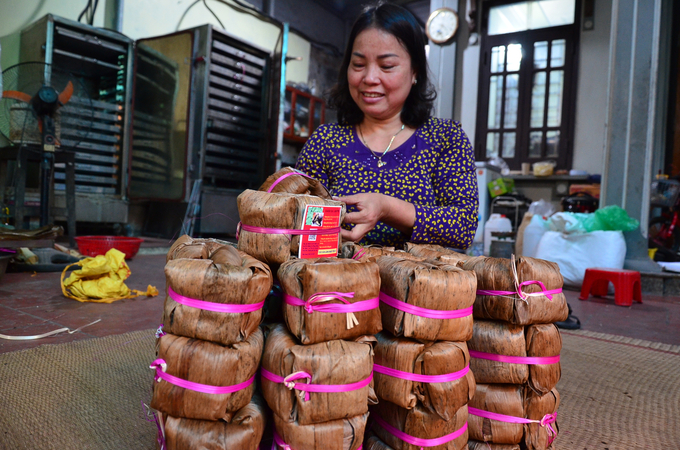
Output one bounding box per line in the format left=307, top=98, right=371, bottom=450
left=327, top=1, right=436, bottom=127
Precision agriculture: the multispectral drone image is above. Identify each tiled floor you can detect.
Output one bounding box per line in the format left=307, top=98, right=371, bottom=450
left=1, top=239, right=679, bottom=353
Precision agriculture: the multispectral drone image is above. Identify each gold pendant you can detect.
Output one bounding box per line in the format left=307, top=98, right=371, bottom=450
left=377, top=160, right=386, bottom=168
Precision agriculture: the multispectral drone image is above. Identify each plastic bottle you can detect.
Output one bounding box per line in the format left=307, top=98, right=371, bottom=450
left=522, top=214, right=548, bottom=258
left=484, top=213, right=512, bottom=256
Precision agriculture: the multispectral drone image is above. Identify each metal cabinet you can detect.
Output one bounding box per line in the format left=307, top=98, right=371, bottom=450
left=16, top=14, right=134, bottom=222
left=130, top=25, right=276, bottom=237
left=20, top=14, right=133, bottom=197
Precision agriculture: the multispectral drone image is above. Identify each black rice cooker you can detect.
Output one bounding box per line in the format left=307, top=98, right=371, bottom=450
left=561, top=192, right=599, bottom=213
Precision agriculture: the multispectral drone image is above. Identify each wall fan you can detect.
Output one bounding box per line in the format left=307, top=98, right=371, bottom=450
left=0, top=62, right=94, bottom=226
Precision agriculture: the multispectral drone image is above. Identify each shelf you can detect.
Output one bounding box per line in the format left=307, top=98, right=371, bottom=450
left=283, top=85, right=325, bottom=144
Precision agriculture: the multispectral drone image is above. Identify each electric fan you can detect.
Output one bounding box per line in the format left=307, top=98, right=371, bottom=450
left=0, top=62, right=94, bottom=226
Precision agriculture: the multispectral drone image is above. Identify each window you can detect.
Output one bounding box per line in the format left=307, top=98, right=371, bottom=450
left=475, top=0, right=580, bottom=170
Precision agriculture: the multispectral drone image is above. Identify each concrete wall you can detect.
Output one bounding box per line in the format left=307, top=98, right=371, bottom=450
left=572, top=0, right=613, bottom=175
left=0, top=0, right=313, bottom=84
left=457, top=0, right=614, bottom=176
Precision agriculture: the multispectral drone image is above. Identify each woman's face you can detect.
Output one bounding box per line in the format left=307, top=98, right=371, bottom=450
left=347, top=27, right=416, bottom=122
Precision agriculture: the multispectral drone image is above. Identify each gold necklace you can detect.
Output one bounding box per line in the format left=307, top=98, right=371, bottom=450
left=359, top=123, right=405, bottom=168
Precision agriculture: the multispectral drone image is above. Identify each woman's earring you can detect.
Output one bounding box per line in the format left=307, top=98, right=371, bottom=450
left=413, top=79, right=417, bottom=85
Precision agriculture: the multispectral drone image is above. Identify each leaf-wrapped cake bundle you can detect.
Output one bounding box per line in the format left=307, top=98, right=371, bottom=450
left=469, top=320, right=561, bottom=392
left=278, top=257, right=382, bottom=344
left=166, top=235, right=233, bottom=263
left=261, top=324, right=376, bottom=425
left=459, top=256, right=568, bottom=325
left=523, top=388, right=559, bottom=450
left=237, top=190, right=346, bottom=265
left=150, top=329, right=263, bottom=421
left=377, top=257, right=476, bottom=342
left=404, top=243, right=473, bottom=264
left=163, top=236, right=271, bottom=345
left=468, top=320, right=527, bottom=385
left=160, top=395, right=267, bottom=450
left=526, top=324, right=562, bottom=395
left=370, top=400, right=469, bottom=450
left=259, top=167, right=332, bottom=198
left=468, top=384, right=523, bottom=445
left=467, top=442, right=520, bottom=450
left=340, top=242, right=423, bottom=262
left=373, top=331, right=475, bottom=421
left=272, top=411, right=368, bottom=450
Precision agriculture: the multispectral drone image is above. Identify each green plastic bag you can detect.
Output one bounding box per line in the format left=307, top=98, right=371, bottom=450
left=581, top=205, right=639, bottom=232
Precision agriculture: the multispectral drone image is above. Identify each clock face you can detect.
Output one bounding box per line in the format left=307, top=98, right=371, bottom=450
left=427, top=8, right=459, bottom=44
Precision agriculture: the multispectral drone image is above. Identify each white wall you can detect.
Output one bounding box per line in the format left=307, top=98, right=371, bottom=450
left=0, top=0, right=310, bottom=83
left=457, top=0, right=614, bottom=174
left=571, top=0, right=612, bottom=175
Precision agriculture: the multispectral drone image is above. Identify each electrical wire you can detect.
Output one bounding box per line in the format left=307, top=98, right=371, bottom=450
left=89, top=0, right=100, bottom=25
left=202, top=0, right=226, bottom=30
left=77, top=0, right=93, bottom=23
left=221, top=0, right=342, bottom=56
left=175, top=0, right=202, bottom=31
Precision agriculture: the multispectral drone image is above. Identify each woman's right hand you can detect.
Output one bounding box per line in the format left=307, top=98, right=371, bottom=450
left=335, top=193, right=415, bottom=242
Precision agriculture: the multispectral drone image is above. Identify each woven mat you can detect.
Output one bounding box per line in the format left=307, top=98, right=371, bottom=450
left=0, top=329, right=678, bottom=449
left=0, top=330, right=158, bottom=450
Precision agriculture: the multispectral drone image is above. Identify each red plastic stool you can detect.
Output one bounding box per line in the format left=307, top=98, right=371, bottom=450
left=579, top=267, right=642, bottom=307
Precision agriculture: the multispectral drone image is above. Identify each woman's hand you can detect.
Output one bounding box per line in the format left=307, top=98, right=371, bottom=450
left=335, top=193, right=415, bottom=242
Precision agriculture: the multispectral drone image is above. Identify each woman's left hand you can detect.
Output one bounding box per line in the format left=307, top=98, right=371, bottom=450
left=335, top=193, right=415, bottom=242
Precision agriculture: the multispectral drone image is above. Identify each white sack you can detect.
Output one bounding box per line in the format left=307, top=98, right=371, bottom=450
left=534, top=230, right=626, bottom=287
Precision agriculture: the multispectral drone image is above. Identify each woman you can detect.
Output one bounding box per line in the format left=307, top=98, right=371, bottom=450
left=296, top=1, right=478, bottom=249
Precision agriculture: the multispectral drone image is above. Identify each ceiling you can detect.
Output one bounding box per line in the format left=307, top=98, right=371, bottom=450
left=310, top=0, right=431, bottom=26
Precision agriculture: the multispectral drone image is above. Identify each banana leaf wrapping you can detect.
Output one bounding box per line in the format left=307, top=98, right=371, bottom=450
left=160, top=395, right=267, bottom=450
left=373, top=331, right=475, bottom=421
left=166, top=235, right=236, bottom=263
left=340, top=243, right=425, bottom=263
left=525, top=324, right=562, bottom=395
left=468, top=384, right=523, bottom=445
left=469, top=320, right=561, bottom=392
left=371, top=400, right=469, bottom=450
left=278, top=257, right=382, bottom=344
left=237, top=190, right=346, bottom=265
left=259, top=167, right=332, bottom=198
left=273, top=411, right=368, bottom=450
left=364, top=433, right=394, bottom=450
left=150, top=329, right=263, bottom=421
left=261, top=324, right=376, bottom=425
left=163, top=235, right=271, bottom=346
left=404, top=243, right=473, bottom=264
left=467, top=442, right=519, bottom=450
left=459, top=256, right=568, bottom=325
left=523, top=388, right=560, bottom=450
left=377, top=257, right=476, bottom=342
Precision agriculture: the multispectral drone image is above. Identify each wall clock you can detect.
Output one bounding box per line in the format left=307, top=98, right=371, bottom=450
left=426, top=7, right=459, bottom=44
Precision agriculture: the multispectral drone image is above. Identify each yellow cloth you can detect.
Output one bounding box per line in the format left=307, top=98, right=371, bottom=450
left=61, top=248, right=158, bottom=303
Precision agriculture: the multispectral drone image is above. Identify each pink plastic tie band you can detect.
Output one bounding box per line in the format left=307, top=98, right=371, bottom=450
left=155, top=324, right=166, bottom=339
left=469, top=350, right=560, bottom=365
left=284, top=292, right=379, bottom=314
left=373, top=414, right=468, bottom=449
left=379, top=291, right=473, bottom=319
left=373, top=364, right=470, bottom=383
left=272, top=431, right=361, bottom=450
left=284, top=291, right=379, bottom=329
left=149, top=359, right=255, bottom=395
left=261, top=367, right=372, bottom=403
left=266, top=171, right=299, bottom=192
left=353, top=248, right=367, bottom=260
left=168, top=287, right=265, bottom=314
left=476, top=255, right=562, bottom=301
left=238, top=222, right=341, bottom=236
left=476, top=279, right=562, bottom=300
left=468, top=407, right=557, bottom=445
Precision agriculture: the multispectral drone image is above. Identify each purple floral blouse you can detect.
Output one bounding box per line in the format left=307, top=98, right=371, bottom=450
left=295, top=117, right=479, bottom=249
